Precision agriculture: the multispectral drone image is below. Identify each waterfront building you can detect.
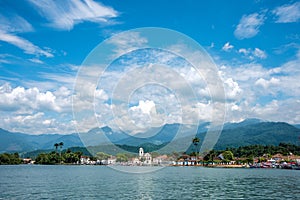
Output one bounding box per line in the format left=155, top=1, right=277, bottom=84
left=138, top=147, right=152, bottom=165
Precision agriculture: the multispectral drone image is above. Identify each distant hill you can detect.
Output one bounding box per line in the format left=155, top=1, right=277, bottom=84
left=213, top=121, right=300, bottom=149
left=293, top=124, right=300, bottom=129
left=1, top=119, right=300, bottom=154
left=180, top=120, right=300, bottom=152
left=223, top=118, right=264, bottom=130
left=0, top=128, right=84, bottom=153
left=0, top=128, right=35, bottom=152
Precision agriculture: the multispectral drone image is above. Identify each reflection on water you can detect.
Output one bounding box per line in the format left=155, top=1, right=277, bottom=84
left=0, top=165, right=299, bottom=199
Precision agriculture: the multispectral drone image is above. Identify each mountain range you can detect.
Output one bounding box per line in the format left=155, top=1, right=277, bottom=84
left=1, top=118, right=300, bottom=154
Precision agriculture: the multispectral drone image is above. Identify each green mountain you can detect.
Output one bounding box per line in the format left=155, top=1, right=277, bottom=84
left=214, top=121, right=300, bottom=149
left=0, top=128, right=83, bottom=153
left=1, top=119, right=300, bottom=155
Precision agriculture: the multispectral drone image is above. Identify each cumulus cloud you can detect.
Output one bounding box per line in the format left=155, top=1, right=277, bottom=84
left=130, top=100, right=156, bottom=115
left=238, top=47, right=267, bottom=60
left=219, top=49, right=300, bottom=124
left=234, top=13, right=265, bottom=39
left=222, top=42, right=234, bottom=51
left=272, top=2, right=300, bottom=23
left=223, top=78, right=242, bottom=100
left=0, top=83, right=71, bottom=113
left=0, top=83, right=77, bottom=134
left=28, top=0, right=118, bottom=30
left=2, top=112, right=76, bottom=134
left=127, top=100, right=166, bottom=132
left=255, top=77, right=280, bottom=90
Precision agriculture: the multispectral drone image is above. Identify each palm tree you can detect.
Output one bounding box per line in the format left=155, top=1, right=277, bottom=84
left=54, top=143, right=59, bottom=152
left=192, top=137, right=200, bottom=164
left=58, top=142, right=64, bottom=164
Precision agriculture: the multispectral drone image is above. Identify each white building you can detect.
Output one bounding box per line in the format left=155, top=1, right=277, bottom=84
left=144, top=153, right=152, bottom=165
left=132, top=158, right=140, bottom=165
left=138, top=147, right=152, bottom=165
left=139, top=147, right=144, bottom=159
left=107, top=156, right=116, bottom=165
left=153, top=155, right=170, bottom=165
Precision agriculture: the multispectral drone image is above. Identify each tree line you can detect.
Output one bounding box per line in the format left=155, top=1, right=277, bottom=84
left=199, top=143, right=300, bottom=164
left=1, top=142, right=299, bottom=165
left=226, top=143, right=300, bottom=158
left=35, top=149, right=83, bottom=164
left=0, top=152, right=22, bottom=165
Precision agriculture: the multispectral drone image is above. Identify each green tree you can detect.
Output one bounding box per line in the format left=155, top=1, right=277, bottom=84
left=192, top=137, right=200, bottom=156
left=203, top=150, right=217, bottom=164
left=58, top=142, right=64, bottom=164
left=116, top=153, right=128, bottom=162
left=36, top=153, right=51, bottom=164
left=63, top=152, right=80, bottom=164
left=0, top=153, right=21, bottom=165
left=246, top=156, right=254, bottom=164
left=0, top=153, right=10, bottom=164
left=11, top=153, right=21, bottom=164
left=50, top=151, right=60, bottom=164
left=74, top=151, right=82, bottom=162
left=222, top=150, right=234, bottom=161
left=96, top=152, right=110, bottom=161
left=54, top=143, right=59, bottom=152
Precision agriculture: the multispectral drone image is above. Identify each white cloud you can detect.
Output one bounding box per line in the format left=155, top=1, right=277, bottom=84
left=238, top=48, right=248, bottom=55
left=107, top=31, right=148, bottom=57
left=252, top=100, right=279, bottom=118
left=37, top=67, right=78, bottom=90
left=130, top=100, right=156, bottom=115
left=0, top=31, right=53, bottom=57
left=28, top=58, right=44, bottom=64
left=2, top=112, right=76, bottom=134
left=222, top=42, right=234, bottom=52
left=29, top=0, right=118, bottom=30
left=126, top=100, right=165, bottom=132
left=0, top=14, right=33, bottom=33
left=94, top=89, right=109, bottom=101
left=223, top=78, right=242, bottom=100
left=219, top=49, right=300, bottom=124
left=0, top=31, right=52, bottom=58
left=0, top=83, right=72, bottom=113
left=0, top=13, right=54, bottom=58
left=234, top=13, right=265, bottom=39
left=255, top=77, right=280, bottom=90
left=272, top=2, right=300, bottom=23
left=0, top=83, right=76, bottom=134
left=253, top=48, right=267, bottom=59
left=222, top=63, right=267, bottom=81
left=238, top=47, right=267, bottom=60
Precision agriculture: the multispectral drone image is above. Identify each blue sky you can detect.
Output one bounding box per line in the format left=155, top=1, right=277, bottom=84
left=0, top=0, right=299, bottom=134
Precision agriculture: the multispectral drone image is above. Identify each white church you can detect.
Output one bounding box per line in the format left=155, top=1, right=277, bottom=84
left=138, top=147, right=152, bottom=165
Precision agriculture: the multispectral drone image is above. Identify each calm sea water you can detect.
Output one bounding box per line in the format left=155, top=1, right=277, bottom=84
left=0, top=165, right=299, bottom=199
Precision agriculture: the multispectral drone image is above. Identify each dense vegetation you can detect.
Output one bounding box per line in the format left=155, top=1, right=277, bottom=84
left=0, top=153, right=22, bottom=165
left=202, top=143, right=300, bottom=163
left=3, top=141, right=300, bottom=165
left=35, top=149, right=83, bottom=164
left=226, top=143, right=300, bottom=157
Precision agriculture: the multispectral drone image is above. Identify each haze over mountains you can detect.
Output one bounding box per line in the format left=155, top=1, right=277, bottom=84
left=1, top=119, right=300, bottom=153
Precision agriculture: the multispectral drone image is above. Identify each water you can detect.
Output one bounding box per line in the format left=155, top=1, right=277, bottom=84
left=0, top=165, right=299, bottom=199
